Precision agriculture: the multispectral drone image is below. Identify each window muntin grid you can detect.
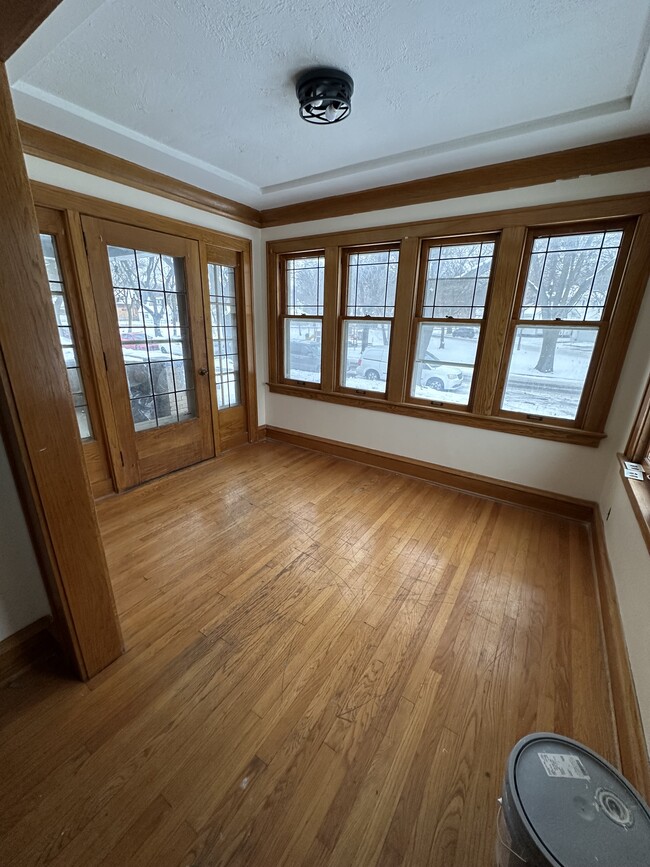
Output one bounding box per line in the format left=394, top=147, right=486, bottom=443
left=422, top=241, right=495, bottom=320
left=346, top=249, right=399, bottom=317
left=107, top=246, right=196, bottom=431
left=208, top=262, right=241, bottom=409
left=283, top=254, right=325, bottom=385
left=286, top=255, right=324, bottom=316
left=522, top=231, right=623, bottom=322
left=40, top=233, right=93, bottom=441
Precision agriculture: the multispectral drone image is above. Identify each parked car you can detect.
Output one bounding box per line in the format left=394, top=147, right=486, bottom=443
left=119, top=331, right=164, bottom=352
left=287, top=340, right=321, bottom=373
left=451, top=326, right=477, bottom=339
left=354, top=345, right=463, bottom=391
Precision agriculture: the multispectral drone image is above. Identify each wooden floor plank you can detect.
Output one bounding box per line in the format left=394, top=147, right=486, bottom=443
left=0, top=442, right=620, bottom=866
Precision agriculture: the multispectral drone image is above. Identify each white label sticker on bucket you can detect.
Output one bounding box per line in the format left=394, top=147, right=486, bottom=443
left=538, top=752, right=590, bottom=780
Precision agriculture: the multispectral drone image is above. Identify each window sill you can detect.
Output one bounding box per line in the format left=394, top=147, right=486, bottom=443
left=268, top=382, right=606, bottom=447
left=618, top=454, right=650, bottom=555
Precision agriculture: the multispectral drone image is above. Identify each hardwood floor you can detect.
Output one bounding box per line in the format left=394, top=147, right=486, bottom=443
left=0, top=441, right=619, bottom=866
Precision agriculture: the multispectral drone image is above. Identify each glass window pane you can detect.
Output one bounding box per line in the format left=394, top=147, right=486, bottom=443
left=341, top=320, right=392, bottom=393
left=422, top=242, right=494, bottom=320
left=285, top=256, right=325, bottom=316
left=410, top=323, right=477, bottom=405
left=501, top=326, right=599, bottom=420
left=521, top=231, right=622, bottom=322
left=346, top=249, right=398, bottom=317
left=208, top=263, right=242, bottom=409
left=284, top=319, right=323, bottom=384
left=40, top=234, right=61, bottom=281
left=107, top=244, right=196, bottom=428
left=40, top=234, right=93, bottom=441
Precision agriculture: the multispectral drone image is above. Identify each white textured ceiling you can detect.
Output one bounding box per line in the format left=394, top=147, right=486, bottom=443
left=8, top=0, right=650, bottom=208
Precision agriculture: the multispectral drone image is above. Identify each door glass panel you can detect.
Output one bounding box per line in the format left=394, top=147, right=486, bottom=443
left=207, top=263, right=241, bottom=409
left=40, top=234, right=93, bottom=440
left=107, top=246, right=196, bottom=431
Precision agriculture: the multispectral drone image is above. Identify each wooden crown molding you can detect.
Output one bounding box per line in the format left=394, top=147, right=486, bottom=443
left=19, top=121, right=263, bottom=228
left=20, top=123, right=650, bottom=232
left=260, top=134, right=650, bottom=227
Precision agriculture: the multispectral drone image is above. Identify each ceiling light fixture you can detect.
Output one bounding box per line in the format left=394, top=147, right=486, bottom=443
left=296, top=67, right=354, bottom=125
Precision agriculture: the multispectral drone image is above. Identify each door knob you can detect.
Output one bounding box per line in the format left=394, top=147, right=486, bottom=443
left=198, top=367, right=208, bottom=376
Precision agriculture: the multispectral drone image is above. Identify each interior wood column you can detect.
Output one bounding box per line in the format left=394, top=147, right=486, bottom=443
left=0, top=63, right=123, bottom=678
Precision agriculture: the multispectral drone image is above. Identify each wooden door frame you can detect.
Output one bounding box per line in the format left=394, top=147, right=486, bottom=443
left=204, top=243, right=256, bottom=450
left=0, top=62, right=123, bottom=678
left=31, top=182, right=260, bottom=476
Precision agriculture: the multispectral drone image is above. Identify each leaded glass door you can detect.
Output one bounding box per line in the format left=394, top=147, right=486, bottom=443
left=82, top=218, right=214, bottom=487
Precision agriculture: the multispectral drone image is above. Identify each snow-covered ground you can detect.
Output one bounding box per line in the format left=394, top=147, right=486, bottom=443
left=287, top=332, right=595, bottom=420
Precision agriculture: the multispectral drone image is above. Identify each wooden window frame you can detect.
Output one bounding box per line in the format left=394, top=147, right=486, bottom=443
left=267, top=194, right=650, bottom=448
left=621, top=374, right=650, bottom=554
left=494, top=219, right=636, bottom=429
left=337, top=243, right=401, bottom=399
left=405, top=233, right=498, bottom=412
left=277, top=251, right=326, bottom=389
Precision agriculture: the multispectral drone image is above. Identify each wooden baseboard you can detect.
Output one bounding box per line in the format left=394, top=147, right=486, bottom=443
left=590, top=509, right=650, bottom=799
left=264, top=426, right=595, bottom=521
left=257, top=425, right=268, bottom=440
left=0, top=616, right=54, bottom=686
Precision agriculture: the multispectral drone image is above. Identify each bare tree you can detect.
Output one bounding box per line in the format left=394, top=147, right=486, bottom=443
left=523, top=241, right=616, bottom=373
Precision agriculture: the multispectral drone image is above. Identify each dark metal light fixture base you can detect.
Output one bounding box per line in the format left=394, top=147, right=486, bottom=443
left=296, top=67, right=354, bottom=125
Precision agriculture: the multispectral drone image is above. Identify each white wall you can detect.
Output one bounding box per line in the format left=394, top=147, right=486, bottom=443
left=598, top=283, right=650, bottom=753
left=0, top=435, right=50, bottom=641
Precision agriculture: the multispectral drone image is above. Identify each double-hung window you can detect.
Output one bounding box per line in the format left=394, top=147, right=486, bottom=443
left=282, top=254, right=325, bottom=386
left=340, top=246, right=399, bottom=394
left=499, top=224, right=628, bottom=424
left=410, top=237, right=496, bottom=407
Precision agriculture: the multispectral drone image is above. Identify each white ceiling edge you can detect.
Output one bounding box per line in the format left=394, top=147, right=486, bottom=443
left=9, top=0, right=650, bottom=211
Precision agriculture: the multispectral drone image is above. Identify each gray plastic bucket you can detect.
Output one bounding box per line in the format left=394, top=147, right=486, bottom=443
left=496, top=733, right=650, bottom=866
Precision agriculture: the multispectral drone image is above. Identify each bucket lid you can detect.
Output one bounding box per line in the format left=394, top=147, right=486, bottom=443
left=504, top=733, right=650, bottom=867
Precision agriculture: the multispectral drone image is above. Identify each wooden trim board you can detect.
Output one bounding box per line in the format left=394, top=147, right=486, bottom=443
left=0, top=64, right=123, bottom=679
left=261, top=134, right=650, bottom=227
left=0, top=616, right=54, bottom=686
left=20, top=123, right=650, bottom=231
left=590, top=509, right=650, bottom=799
left=264, top=426, right=595, bottom=521
left=20, top=122, right=262, bottom=228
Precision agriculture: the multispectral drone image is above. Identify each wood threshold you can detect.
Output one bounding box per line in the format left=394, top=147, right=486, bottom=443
left=20, top=122, right=262, bottom=228
left=617, top=454, right=650, bottom=555
left=590, top=508, right=650, bottom=799
left=265, top=425, right=595, bottom=521
left=0, top=616, right=54, bottom=686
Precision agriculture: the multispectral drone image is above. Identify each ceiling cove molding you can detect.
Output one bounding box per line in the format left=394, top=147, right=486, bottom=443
left=19, top=123, right=650, bottom=231
left=18, top=121, right=263, bottom=227
left=260, top=134, right=650, bottom=227
left=261, top=96, right=633, bottom=195
left=13, top=81, right=259, bottom=194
